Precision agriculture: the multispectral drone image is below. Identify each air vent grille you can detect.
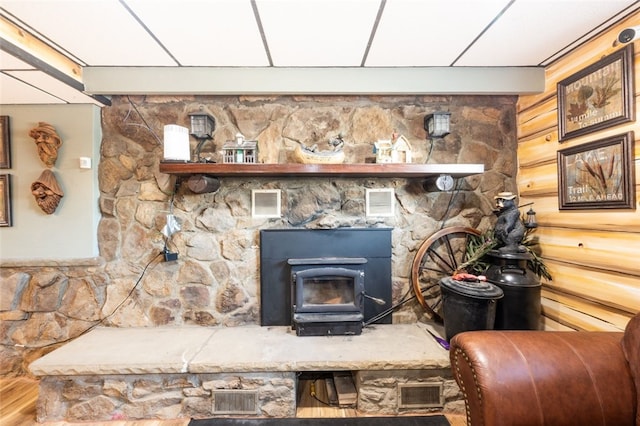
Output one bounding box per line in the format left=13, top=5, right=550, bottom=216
left=366, top=188, right=394, bottom=217
left=213, top=390, right=258, bottom=414
left=252, top=189, right=281, bottom=218
left=398, top=382, right=443, bottom=408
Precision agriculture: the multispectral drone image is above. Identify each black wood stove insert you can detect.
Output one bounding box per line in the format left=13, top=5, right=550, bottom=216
left=260, top=228, right=392, bottom=335
left=289, top=257, right=366, bottom=336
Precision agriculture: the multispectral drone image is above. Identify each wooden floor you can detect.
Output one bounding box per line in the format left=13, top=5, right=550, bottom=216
left=0, top=377, right=465, bottom=426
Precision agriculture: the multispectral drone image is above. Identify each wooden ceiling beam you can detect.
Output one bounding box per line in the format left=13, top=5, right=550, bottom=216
left=0, top=14, right=82, bottom=86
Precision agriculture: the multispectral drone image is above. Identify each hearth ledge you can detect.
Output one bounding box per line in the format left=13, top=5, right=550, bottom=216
left=30, top=323, right=450, bottom=376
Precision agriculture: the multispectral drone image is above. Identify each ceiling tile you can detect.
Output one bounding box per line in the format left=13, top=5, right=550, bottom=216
left=455, top=0, right=639, bottom=66
left=1, top=0, right=638, bottom=104
left=366, top=0, right=512, bottom=67
left=124, top=0, right=269, bottom=66
left=0, top=73, right=66, bottom=104
left=1, top=0, right=176, bottom=66
left=0, top=51, right=35, bottom=70
left=256, top=0, right=381, bottom=66
left=6, top=70, right=102, bottom=105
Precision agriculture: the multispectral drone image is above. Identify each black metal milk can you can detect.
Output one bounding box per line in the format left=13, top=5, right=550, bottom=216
left=439, top=277, right=504, bottom=341
left=485, top=250, right=541, bottom=330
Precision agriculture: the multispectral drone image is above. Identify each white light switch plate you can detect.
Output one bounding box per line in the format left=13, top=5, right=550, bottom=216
left=79, top=157, right=92, bottom=169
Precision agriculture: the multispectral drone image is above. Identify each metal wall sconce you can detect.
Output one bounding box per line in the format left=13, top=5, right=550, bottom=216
left=424, top=112, right=451, bottom=138
left=189, top=112, right=216, bottom=162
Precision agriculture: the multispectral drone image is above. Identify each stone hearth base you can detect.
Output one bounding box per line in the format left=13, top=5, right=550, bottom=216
left=30, top=324, right=463, bottom=422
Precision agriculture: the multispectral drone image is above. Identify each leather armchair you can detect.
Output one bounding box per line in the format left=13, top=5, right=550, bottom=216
left=449, top=313, right=639, bottom=426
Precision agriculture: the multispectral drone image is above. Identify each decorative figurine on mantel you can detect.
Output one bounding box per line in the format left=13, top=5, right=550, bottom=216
left=293, top=134, right=345, bottom=164
left=373, top=139, right=393, bottom=163
left=373, top=132, right=412, bottom=163
left=222, top=133, right=258, bottom=164
left=29, top=122, right=62, bottom=168
left=493, top=192, right=526, bottom=253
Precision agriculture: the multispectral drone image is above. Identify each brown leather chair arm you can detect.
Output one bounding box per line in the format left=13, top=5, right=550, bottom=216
left=450, top=330, right=636, bottom=426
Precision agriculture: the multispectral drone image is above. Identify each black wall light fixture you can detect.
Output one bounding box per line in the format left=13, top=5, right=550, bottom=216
left=189, top=111, right=216, bottom=162
left=424, top=112, right=451, bottom=139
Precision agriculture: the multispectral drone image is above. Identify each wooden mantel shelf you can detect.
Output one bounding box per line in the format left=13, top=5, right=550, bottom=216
left=159, top=162, right=484, bottom=178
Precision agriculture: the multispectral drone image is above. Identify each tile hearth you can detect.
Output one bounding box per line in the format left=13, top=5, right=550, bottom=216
left=30, top=324, right=463, bottom=422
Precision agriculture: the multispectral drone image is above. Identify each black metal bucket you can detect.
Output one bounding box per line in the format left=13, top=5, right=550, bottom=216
left=485, top=251, right=541, bottom=330
left=439, top=277, right=504, bottom=341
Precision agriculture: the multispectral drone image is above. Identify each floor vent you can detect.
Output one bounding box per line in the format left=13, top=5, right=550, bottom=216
left=213, top=390, right=258, bottom=415
left=398, top=382, right=444, bottom=408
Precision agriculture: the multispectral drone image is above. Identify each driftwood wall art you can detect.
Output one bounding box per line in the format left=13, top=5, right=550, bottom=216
left=29, top=122, right=62, bottom=168
left=31, top=169, right=64, bottom=214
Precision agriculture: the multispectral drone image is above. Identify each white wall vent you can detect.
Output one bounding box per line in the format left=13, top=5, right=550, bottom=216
left=366, top=188, right=394, bottom=217
left=252, top=189, right=281, bottom=218
left=397, top=382, right=444, bottom=409
left=212, top=390, right=259, bottom=414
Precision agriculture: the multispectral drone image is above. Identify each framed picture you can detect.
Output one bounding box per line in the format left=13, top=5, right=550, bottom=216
left=557, top=132, right=635, bottom=210
left=0, top=116, right=10, bottom=169
left=557, top=44, right=634, bottom=142
left=0, top=174, right=11, bottom=227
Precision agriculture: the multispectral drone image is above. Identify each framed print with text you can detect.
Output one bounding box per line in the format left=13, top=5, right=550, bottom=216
left=0, top=174, right=11, bottom=226
left=557, top=132, right=635, bottom=210
left=557, top=44, right=634, bottom=142
left=0, top=116, right=10, bottom=169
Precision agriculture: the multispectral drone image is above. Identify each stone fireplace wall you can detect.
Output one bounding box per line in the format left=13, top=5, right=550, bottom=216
left=0, top=94, right=517, bottom=376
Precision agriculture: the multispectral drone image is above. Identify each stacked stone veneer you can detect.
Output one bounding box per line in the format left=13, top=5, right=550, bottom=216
left=1, top=94, right=518, bottom=376
left=0, top=258, right=107, bottom=375
left=37, top=372, right=297, bottom=422
left=36, top=369, right=462, bottom=421
left=356, top=369, right=464, bottom=415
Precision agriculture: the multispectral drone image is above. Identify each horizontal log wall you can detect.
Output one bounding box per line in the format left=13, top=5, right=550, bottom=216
left=517, top=11, right=640, bottom=331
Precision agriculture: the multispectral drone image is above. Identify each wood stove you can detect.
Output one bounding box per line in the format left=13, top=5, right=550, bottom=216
left=289, top=257, right=366, bottom=336
left=260, top=228, right=392, bottom=331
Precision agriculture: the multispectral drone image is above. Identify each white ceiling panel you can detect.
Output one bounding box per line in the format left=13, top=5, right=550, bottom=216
left=1, top=0, right=176, bottom=66
left=456, top=0, right=639, bottom=66
left=0, top=0, right=638, bottom=104
left=124, top=0, right=269, bottom=66
left=0, top=50, right=35, bottom=70
left=6, top=70, right=103, bottom=105
left=366, top=0, right=512, bottom=67
left=0, top=73, right=66, bottom=104
left=256, top=0, right=381, bottom=66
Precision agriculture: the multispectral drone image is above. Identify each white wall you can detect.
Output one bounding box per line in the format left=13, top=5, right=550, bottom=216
left=0, top=104, right=101, bottom=260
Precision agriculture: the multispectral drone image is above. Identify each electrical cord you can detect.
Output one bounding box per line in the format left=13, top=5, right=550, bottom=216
left=425, top=138, right=435, bottom=163
left=310, top=380, right=331, bottom=407
left=163, top=179, right=180, bottom=258
left=124, top=95, right=163, bottom=144
left=363, top=174, right=463, bottom=327
left=125, top=93, right=181, bottom=257
left=102, top=252, right=163, bottom=323
left=9, top=252, right=164, bottom=350
left=362, top=286, right=416, bottom=327
left=439, top=178, right=462, bottom=229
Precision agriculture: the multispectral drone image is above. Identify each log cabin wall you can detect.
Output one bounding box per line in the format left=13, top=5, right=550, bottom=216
left=517, top=11, right=640, bottom=331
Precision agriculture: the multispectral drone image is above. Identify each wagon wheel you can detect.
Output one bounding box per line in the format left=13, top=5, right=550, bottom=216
left=411, top=226, right=481, bottom=321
